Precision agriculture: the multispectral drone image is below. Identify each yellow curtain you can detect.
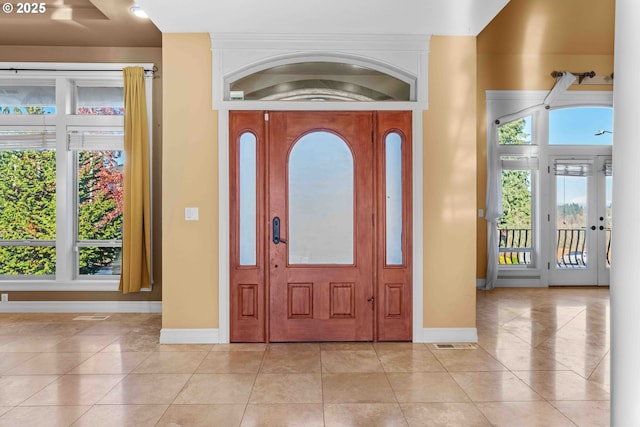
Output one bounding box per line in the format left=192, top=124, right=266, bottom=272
left=119, top=67, right=151, bottom=293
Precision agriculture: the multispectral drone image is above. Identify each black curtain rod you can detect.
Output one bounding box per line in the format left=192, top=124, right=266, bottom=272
left=0, top=65, right=157, bottom=74
left=550, top=70, right=596, bottom=84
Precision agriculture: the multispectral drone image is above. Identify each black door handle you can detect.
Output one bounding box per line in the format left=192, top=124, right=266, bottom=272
left=272, top=217, right=287, bottom=244
left=599, top=225, right=605, bottom=230
left=590, top=226, right=596, bottom=230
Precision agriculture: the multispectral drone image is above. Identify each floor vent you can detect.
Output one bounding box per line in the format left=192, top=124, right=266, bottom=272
left=433, top=343, right=478, bottom=350
left=73, top=315, right=110, bottom=321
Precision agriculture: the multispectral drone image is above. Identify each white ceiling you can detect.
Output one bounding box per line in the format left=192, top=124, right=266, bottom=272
left=0, top=0, right=512, bottom=49
left=138, top=0, right=511, bottom=36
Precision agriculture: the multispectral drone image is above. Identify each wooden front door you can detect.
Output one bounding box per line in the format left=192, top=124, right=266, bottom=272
left=268, top=111, right=374, bottom=341
left=229, top=110, right=412, bottom=342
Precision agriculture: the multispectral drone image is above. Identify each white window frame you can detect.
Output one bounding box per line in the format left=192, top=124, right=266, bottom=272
left=497, top=147, right=539, bottom=271
left=69, top=126, right=125, bottom=280
left=0, top=63, right=153, bottom=291
left=486, top=90, right=613, bottom=287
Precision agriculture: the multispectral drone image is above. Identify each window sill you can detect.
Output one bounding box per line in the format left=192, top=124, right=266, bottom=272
left=0, top=280, right=151, bottom=292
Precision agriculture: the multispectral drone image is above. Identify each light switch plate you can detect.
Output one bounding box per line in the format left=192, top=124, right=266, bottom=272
left=185, top=207, right=199, bottom=221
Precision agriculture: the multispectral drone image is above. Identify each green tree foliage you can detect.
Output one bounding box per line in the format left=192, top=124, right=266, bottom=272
left=500, top=170, right=531, bottom=229
left=498, top=117, right=530, bottom=145
left=0, top=105, right=123, bottom=275
left=0, top=106, right=22, bottom=114
left=0, top=106, right=56, bottom=274
left=0, top=149, right=57, bottom=274
left=498, top=118, right=532, bottom=230
left=77, top=151, right=124, bottom=274
left=557, top=202, right=585, bottom=228
left=0, top=106, right=48, bottom=115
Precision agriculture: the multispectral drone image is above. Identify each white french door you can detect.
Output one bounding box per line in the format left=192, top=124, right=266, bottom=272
left=548, top=155, right=611, bottom=286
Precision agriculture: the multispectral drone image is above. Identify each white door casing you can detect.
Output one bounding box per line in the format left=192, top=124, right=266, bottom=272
left=213, top=34, right=429, bottom=343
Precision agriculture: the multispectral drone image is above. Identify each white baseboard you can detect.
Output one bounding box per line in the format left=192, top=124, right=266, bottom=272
left=158, top=327, right=474, bottom=345
left=416, top=328, right=478, bottom=343
left=0, top=301, right=162, bottom=313
left=496, top=280, right=546, bottom=288
left=160, top=328, right=220, bottom=344
left=478, top=278, right=547, bottom=288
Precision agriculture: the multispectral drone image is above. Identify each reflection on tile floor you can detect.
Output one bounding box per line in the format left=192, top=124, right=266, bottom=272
left=0, top=288, right=610, bottom=426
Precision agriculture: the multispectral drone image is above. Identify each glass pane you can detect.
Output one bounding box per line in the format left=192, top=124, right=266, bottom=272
left=499, top=170, right=532, bottom=265
left=79, top=247, right=122, bottom=275
left=0, top=85, right=56, bottom=114
left=498, top=116, right=532, bottom=145
left=0, top=150, right=56, bottom=240
left=289, top=131, right=353, bottom=264
left=550, top=107, right=613, bottom=145
left=239, top=133, right=257, bottom=265
left=0, top=246, right=55, bottom=275
left=77, top=151, right=124, bottom=241
left=556, top=176, right=587, bottom=268
left=76, top=86, right=124, bottom=115
left=230, top=62, right=411, bottom=101
left=385, top=132, right=403, bottom=265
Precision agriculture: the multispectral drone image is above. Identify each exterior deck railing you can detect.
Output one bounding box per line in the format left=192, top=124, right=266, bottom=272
left=498, top=228, right=612, bottom=267
left=498, top=228, right=532, bottom=265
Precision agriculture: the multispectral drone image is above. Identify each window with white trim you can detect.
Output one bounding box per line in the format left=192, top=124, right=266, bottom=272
left=0, top=124, right=56, bottom=276
left=0, top=65, right=152, bottom=288
left=487, top=90, right=613, bottom=286
left=497, top=116, right=538, bottom=267
left=69, top=127, right=124, bottom=277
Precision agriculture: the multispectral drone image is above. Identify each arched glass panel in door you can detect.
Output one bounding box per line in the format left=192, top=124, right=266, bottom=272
left=288, top=131, right=354, bottom=264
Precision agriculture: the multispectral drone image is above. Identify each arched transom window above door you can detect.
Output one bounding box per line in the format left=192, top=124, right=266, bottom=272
left=229, top=61, right=413, bottom=102
left=210, top=34, right=430, bottom=109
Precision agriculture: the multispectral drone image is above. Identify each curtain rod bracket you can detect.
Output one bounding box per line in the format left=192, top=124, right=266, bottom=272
left=551, top=70, right=596, bottom=84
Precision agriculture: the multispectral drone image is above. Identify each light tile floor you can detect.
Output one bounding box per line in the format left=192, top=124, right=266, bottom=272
left=0, top=287, right=610, bottom=426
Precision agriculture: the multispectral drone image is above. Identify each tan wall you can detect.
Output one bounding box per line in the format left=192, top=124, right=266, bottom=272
left=162, top=34, right=219, bottom=328
left=476, top=0, right=615, bottom=278
left=0, top=45, right=163, bottom=302
left=424, top=36, right=477, bottom=328
left=160, top=33, right=478, bottom=332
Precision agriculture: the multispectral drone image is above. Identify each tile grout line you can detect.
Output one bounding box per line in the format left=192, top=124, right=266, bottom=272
left=237, top=344, right=269, bottom=426
left=320, top=346, right=326, bottom=426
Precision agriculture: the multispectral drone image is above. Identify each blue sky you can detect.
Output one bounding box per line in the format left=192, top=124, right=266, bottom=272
left=550, top=107, right=613, bottom=145
left=550, top=107, right=613, bottom=208
left=511, top=108, right=612, bottom=207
